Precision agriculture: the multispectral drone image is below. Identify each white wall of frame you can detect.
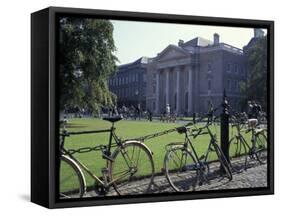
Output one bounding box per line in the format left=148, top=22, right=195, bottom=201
left=0, top=0, right=279, bottom=215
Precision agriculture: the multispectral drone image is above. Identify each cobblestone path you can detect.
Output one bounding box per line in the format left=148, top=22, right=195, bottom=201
left=84, top=155, right=267, bottom=197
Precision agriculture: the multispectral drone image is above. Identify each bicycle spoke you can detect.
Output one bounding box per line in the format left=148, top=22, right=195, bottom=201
left=135, top=146, right=142, bottom=168
left=110, top=142, right=154, bottom=195
left=111, top=170, right=131, bottom=182
left=170, top=151, right=180, bottom=168
left=165, top=147, right=198, bottom=192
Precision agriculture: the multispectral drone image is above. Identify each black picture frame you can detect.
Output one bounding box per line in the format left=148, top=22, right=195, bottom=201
left=31, top=6, right=274, bottom=209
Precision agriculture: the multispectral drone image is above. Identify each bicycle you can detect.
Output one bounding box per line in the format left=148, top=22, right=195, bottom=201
left=163, top=111, right=232, bottom=192
left=59, top=116, right=155, bottom=198
left=229, top=113, right=267, bottom=169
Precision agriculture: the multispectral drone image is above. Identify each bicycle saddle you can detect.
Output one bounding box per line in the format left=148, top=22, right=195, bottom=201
left=176, top=126, right=188, bottom=134
left=102, top=115, right=123, bottom=123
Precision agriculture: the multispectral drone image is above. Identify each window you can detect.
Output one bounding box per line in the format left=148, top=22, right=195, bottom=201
left=241, top=67, right=244, bottom=76
left=153, top=73, right=156, bottom=80
left=152, top=85, right=156, bottom=94
left=227, top=63, right=231, bottom=73
left=153, top=101, right=156, bottom=111
left=234, top=63, right=238, bottom=73
left=227, top=79, right=231, bottom=90
left=235, top=80, right=239, bottom=91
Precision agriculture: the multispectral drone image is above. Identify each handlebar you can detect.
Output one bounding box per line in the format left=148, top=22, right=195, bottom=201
left=191, top=128, right=209, bottom=138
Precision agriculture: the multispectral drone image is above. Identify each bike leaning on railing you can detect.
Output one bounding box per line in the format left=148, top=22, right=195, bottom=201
left=229, top=112, right=267, bottom=169
left=59, top=116, right=155, bottom=198
left=163, top=110, right=232, bottom=192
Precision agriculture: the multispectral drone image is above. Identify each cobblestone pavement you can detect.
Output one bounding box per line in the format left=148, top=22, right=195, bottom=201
left=84, top=154, right=267, bottom=197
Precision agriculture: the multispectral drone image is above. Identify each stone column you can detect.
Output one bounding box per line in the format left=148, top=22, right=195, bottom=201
left=176, top=67, right=181, bottom=113
left=155, top=71, right=160, bottom=114
left=165, top=69, right=170, bottom=106
left=188, top=68, right=193, bottom=113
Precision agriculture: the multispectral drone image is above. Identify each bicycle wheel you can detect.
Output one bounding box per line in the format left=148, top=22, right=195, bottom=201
left=59, top=155, right=86, bottom=199
left=254, top=132, right=267, bottom=164
left=109, top=141, right=155, bottom=195
left=213, top=144, right=232, bottom=180
left=164, top=145, right=198, bottom=192
left=229, top=136, right=248, bottom=169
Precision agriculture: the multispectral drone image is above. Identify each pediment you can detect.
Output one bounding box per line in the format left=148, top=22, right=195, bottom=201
left=156, top=45, right=189, bottom=62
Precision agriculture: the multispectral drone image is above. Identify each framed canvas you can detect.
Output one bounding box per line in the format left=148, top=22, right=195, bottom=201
left=31, top=6, right=274, bottom=208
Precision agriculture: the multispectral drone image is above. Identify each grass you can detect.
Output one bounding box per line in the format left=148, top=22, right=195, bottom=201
left=60, top=117, right=253, bottom=192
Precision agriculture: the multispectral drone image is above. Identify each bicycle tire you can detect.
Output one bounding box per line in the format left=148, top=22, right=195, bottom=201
left=164, top=145, right=199, bottom=192
left=59, top=155, right=86, bottom=199
left=109, top=141, right=155, bottom=195
left=254, top=132, right=267, bottom=164
left=229, top=136, right=248, bottom=169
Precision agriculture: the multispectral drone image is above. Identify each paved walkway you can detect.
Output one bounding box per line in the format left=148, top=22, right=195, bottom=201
left=84, top=155, right=267, bottom=197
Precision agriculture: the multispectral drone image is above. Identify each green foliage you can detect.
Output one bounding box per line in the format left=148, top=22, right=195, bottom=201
left=240, top=36, right=267, bottom=110
left=59, top=17, right=118, bottom=114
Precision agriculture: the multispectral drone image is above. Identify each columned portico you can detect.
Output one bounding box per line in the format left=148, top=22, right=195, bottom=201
left=165, top=68, right=170, bottom=105
left=188, top=68, right=193, bottom=113
left=145, top=33, right=247, bottom=115
left=175, top=67, right=181, bottom=114
left=155, top=70, right=160, bottom=113
left=154, top=64, right=192, bottom=115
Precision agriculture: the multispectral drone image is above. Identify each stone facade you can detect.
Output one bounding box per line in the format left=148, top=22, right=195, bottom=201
left=108, top=57, right=150, bottom=109
left=110, top=29, right=264, bottom=115
left=147, top=34, right=247, bottom=115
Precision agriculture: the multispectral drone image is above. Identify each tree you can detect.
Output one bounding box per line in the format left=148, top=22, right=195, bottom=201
left=240, top=36, right=267, bottom=111
left=59, top=17, right=118, bottom=114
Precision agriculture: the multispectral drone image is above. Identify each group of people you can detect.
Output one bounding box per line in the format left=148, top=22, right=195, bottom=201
left=246, top=101, right=267, bottom=124
left=63, top=105, right=88, bottom=118
left=160, top=104, right=177, bottom=123
left=105, top=104, right=154, bottom=122
left=61, top=100, right=266, bottom=126
left=247, top=101, right=263, bottom=119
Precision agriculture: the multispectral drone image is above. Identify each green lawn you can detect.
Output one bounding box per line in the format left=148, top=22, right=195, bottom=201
left=60, top=118, right=252, bottom=190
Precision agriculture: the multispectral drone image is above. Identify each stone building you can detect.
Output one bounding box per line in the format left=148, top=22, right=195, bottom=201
left=146, top=33, right=247, bottom=115
left=108, top=57, right=151, bottom=109
left=109, top=29, right=264, bottom=116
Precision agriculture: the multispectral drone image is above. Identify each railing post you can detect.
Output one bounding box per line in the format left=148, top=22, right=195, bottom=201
left=221, top=89, right=230, bottom=162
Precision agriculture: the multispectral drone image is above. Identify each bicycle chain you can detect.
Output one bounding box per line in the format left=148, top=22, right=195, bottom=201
left=65, top=145, right=106, bottom=155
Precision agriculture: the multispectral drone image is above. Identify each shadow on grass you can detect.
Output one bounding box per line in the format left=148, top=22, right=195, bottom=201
left=65, top=123, right=88, bottom=129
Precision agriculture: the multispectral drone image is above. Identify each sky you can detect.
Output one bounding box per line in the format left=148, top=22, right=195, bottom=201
left=112, top=20, right=267, bottom=65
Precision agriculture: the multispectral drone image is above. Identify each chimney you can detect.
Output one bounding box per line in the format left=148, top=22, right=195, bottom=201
left=254, top=29, right=264, bottom=38
left=213, top=33, right=219, bottom=45
left=178, top=39, right=184, bottom=47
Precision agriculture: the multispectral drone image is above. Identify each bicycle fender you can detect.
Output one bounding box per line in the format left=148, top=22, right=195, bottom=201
left=123, top=140, right=154, bottom=156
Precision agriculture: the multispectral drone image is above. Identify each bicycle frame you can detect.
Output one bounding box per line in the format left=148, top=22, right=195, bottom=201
left=183, top=122, right=220, bottom=168
left=231, top=123, right=257, bottom=154
left=59, top=123, right=127, bottom=189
